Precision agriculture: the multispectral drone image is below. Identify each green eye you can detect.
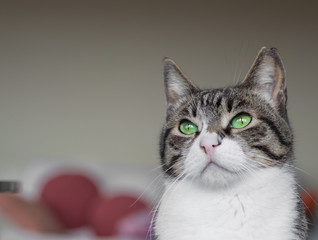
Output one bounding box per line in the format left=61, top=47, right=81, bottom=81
left=179, top=121, right=198, bottom=135
left=231, top=114, right=251, bottom=129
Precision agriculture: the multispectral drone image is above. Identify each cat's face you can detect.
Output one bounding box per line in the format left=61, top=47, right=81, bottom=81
left=160, top=47, right=293, bottom=187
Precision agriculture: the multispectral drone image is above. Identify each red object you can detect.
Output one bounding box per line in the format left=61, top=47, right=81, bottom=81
left=0, top=194, right=64, bottom=233
left=0, top=172, right=151, bottom=237
left=87, top=195, right=149, bottom=237
left=40, top=173, right=100, bottom=229
left=302, top=190, right=317, bottom=219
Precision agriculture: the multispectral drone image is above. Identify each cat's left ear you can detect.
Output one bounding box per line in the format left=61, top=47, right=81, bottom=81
left=241, top=47, right=287, bottom=115
left=163, top=58, right=199, bottom=111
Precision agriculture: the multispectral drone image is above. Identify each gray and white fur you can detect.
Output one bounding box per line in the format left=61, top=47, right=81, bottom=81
left=155, top=47, right=308, bottom=240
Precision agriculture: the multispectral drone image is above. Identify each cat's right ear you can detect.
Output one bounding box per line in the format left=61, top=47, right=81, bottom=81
left=163, top=58, right=199, bottom=112
left=240, top=47, right=287, bottom=116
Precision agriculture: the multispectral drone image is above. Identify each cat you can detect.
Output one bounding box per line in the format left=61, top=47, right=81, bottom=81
left=154, top=47, right=308, bottom=240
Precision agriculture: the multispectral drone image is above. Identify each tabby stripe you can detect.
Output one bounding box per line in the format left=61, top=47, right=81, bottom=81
left=224, top=125, right=231, bottom=135
left=170, top=154, right=181, bottom=167
left=294, top=198, right=308, bottom=238
left=160, top=128, right=172, bottom=159
left=215, top=95, right=222, bottom=108
left=200, top=93, right=207, bottom=106
left=223, top=88, right=231, bottom=97
left=168, top=141, right=179, bottom=150
left=179, top=108, right=190, bottom=116
left=233, top=100, right=247, bottom=109
left=200, top=97, right=205, bottom=106
left=200, top=92, right=210, bottom=106
left=252, top=145, right=283, bottom=161
left=259, top=117, right=290, bottom=146
left=166, top=154, right=181, bottom=177
left=243, top=126, right=266, bottom=138
left=207, top=91, right=216, bottom=105
left=191, top=104, right=197, bottom=117
left=227, top=98, right=234, bottom=112
left=219, top=131, right=225, bottom=139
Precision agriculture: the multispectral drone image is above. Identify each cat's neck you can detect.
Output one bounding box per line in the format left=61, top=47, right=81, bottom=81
left=156, top=167, right=299, bottom=240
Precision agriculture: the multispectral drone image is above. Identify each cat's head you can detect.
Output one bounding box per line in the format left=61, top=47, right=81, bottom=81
left=160, top=47, right=293, bottom=187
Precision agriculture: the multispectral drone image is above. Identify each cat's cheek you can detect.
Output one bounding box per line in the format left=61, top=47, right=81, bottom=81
left=183, top=137, right=208, bottom=177
left=214, top=138, right=247, bottom=172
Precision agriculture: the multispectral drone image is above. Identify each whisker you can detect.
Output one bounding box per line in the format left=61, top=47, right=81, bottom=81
left=295, top=182, right=318, bottom=206
left=293, top=166, right=318, bottom=181
left=250, top=152, right=318, bottom=182
left=132, top=161, right=183, bottom=210
left=295, top=182, right=317, bottom=221
left=147, top=168, right=186, bottom=239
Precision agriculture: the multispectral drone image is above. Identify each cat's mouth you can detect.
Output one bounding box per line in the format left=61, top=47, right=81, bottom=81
left=201, top=160, right=234, bottom=174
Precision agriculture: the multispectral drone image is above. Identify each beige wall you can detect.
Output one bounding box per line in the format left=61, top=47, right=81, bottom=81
left=0, top=1, right=317, bottom=181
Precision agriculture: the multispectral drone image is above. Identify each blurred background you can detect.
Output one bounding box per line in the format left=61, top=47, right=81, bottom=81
left=0, top=0, right=317, bottom=239
left=0, top=0, right=317, bottom=181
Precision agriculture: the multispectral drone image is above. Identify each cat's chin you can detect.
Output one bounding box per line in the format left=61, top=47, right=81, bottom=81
left=194, top=165, right=245, bottom=189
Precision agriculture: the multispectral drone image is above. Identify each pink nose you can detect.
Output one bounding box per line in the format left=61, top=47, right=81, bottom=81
left=200, top=133, right=221, bottom=154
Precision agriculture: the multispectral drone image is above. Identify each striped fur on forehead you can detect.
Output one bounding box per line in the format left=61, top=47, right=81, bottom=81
left=197, top=87, right=255, bottom=115
left=199, top=89, right=231, bottom=109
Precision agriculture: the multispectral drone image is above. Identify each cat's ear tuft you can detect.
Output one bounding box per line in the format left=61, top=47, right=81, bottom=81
left=241, top=47, right=287, bottom=114
left=163, top=58, right=199, bottom=108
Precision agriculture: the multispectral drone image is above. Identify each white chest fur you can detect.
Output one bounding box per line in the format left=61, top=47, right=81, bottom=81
left=155, top=167, right=299, bottom=240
